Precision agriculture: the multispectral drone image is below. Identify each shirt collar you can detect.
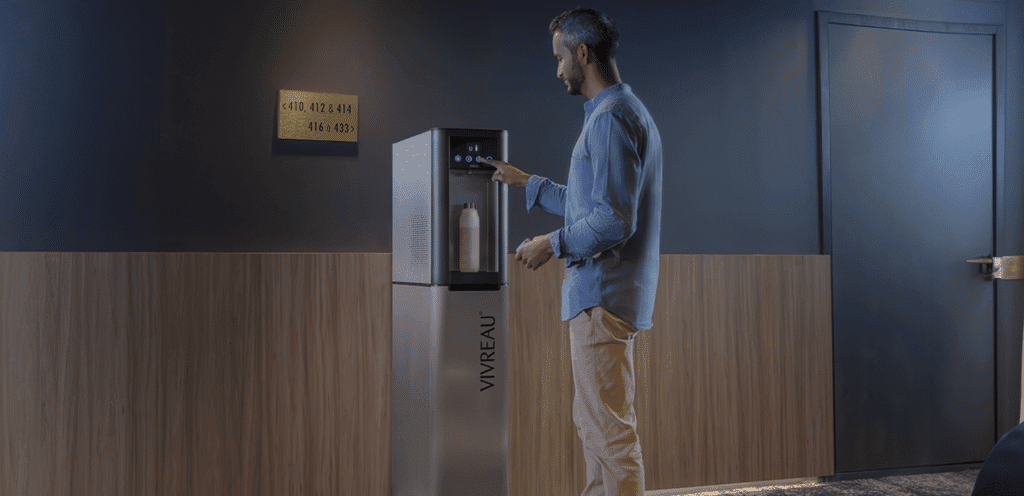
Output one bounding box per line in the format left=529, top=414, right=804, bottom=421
left=584, top=83, right=629, bottom=117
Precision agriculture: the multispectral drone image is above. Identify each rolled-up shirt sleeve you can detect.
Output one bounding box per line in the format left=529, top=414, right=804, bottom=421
left=525, top=174, right=571, bottom=260
left=555, top=112, right=642, bottom=262
left=525, top=174, right=567, bottom=217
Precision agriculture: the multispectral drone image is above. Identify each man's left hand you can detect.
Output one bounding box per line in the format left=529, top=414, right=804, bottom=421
left=516, top=234, right=554, bottom=270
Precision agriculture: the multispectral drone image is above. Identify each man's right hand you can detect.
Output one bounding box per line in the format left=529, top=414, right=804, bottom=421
left=483, top=158, right=532, bottom=188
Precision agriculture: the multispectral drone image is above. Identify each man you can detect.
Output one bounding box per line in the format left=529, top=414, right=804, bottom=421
left=483, top=8, right=662, bottom=496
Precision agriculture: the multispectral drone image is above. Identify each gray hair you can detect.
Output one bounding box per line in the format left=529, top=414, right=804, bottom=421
left=549, top=8, right=620, bottom=64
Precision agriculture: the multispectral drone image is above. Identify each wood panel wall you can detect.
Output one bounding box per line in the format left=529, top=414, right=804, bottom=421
left=509, top=255, right=834, bottom=493
left=0, top=253, right=831, bottom=495
left=0, top=253, right=390, bottom=495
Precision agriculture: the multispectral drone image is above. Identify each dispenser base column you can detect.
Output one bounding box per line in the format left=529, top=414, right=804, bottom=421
left=392, top=284, right=509, bottom=496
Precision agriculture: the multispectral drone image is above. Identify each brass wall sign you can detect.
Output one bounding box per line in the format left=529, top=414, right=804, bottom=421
left=277, top=90, right=358, bottom=142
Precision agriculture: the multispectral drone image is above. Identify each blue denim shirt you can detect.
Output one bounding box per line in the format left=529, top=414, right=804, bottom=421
left=525, top=84, right=662, bottom=330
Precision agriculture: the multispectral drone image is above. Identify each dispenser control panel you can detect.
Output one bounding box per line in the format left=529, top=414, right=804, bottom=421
left=450, top=137, right=500, bottom=169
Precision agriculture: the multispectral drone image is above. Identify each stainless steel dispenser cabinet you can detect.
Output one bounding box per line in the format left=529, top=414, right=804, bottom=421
left=392, top=128, right=509, bottom=496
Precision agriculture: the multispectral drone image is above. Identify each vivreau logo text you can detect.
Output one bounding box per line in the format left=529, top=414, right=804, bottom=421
left=479, top=315, right=497, bottom=391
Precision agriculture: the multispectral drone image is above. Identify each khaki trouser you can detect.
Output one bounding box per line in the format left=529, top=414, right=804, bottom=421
left=569, top=305, right=645, bottom=496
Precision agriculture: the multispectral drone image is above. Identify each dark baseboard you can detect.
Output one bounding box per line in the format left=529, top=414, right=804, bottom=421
left=830, top=462, right=984, bottom=482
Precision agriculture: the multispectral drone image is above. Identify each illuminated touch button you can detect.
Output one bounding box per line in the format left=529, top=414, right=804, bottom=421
left=486, top=156, right=493, bottom=161
left=454, top=155, right=462, bottom=162
left=476, top=156, right=483, bottom=163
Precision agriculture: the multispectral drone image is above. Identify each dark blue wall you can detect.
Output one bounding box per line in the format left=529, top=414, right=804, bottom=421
left=2, top=0, right=1023, bottom=464
left=1, top=0, right=1019, bottom=255
left=1, top=1, right=163, bottom=250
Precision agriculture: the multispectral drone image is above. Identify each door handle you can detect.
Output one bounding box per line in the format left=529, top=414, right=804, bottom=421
left=967, top=256, right=1024, bottom=280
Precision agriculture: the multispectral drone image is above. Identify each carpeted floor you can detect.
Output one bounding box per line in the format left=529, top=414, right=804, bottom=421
left=752, top=469, right=981, bottom=496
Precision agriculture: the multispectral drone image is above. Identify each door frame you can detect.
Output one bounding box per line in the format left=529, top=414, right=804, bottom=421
left=815, top=11, right=1010, bottom=476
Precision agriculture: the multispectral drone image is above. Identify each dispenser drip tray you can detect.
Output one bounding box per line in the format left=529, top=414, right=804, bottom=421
left=450, top=271, right=501, bottom=290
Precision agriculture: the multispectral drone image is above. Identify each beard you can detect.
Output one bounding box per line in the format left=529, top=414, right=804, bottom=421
left=565, top=58, right=584, bottom=96
left=566, top=75, right=584, bottom=96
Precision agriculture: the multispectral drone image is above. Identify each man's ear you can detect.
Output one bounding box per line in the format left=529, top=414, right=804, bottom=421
left=576, top=43, right=590, bottom=65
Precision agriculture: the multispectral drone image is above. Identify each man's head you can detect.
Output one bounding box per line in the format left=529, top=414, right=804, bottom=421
left=549, top=8, right=620, bottom=96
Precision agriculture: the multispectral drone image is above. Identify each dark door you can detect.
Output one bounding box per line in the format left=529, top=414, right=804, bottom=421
left=820, top=13, right=1000, bottom=474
